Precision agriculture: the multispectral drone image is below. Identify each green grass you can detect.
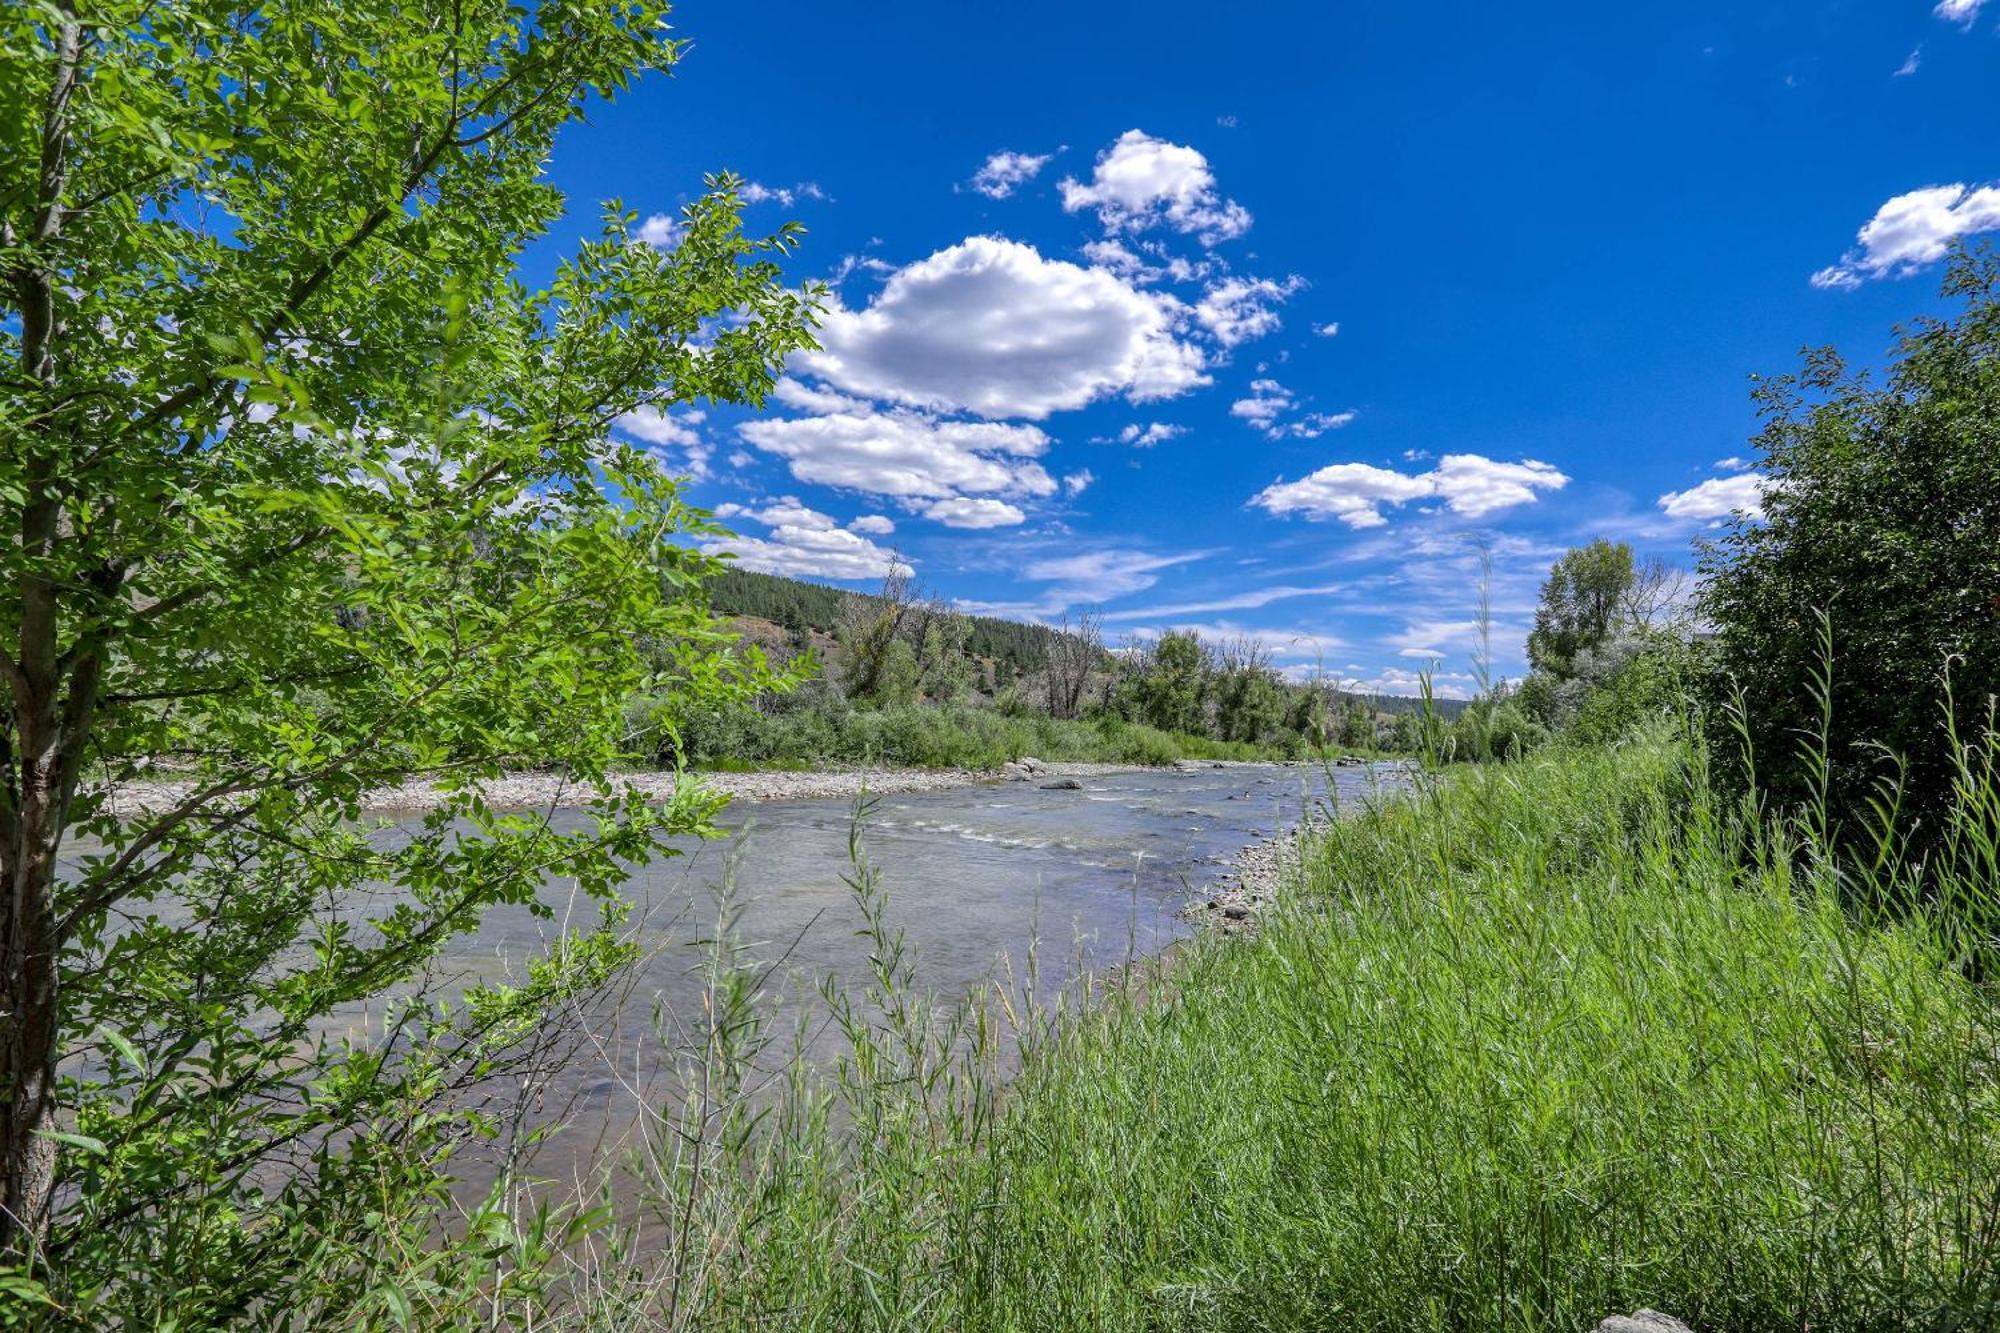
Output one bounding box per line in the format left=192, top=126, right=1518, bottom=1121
left=542, top=726, right=2000, bottom=1330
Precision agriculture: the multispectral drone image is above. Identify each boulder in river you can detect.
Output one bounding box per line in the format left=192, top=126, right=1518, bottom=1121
left=1039, top=778, right=1083, bottom=790
left=1594, top=1314, right=1693, bottom=1333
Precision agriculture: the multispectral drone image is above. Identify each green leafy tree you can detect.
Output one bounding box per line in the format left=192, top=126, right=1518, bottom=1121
left=0, top=1, right=813, bottom=1319
left=835, top=569, right=919, bottom=705
left=1213, top=639, right=1284, bottom=744
left=1139, top=631, right=1209, bottom=736
left=1701, top=250, right=2000, bottom=876
left=1286, top=685, right=1329, bottom=750
left=1388, top=710, right=1423, bottom=752
left=917, top=612, right=973, bottom=704
left=1339, top=699, right=1377, bottom=750
left=1526, top=539, right=1635, bottom=678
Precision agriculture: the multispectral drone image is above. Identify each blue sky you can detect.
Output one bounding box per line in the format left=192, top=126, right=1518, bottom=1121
left=542, top=0, right=1998, bottom=696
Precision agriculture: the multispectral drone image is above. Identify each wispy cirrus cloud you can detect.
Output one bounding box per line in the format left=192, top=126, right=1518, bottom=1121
left=1935, top=0, right=1989, bottom=28
left=1101, top=583, right=1346, bottom=621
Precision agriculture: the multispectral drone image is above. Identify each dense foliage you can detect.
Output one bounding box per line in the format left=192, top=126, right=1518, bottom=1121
left=630, top=693, right=1295, bottom=770
left=1526, top=539, right=1633, bottom=676
left=0, top=1, right=812, bottom=1320
left=691, top=570, right=1450, bottom=764
left=1701, top=251, right=2000, bottom=882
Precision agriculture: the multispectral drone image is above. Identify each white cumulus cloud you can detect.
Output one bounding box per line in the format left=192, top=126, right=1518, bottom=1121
left=737, top=180, right=826, bottom=208
left=1059, top=130, right=1252, bottom=246
left=1194, top=276, right=1306, bottom=347
left=614, top=405, right=710, bottom=477
left=1252, top=454, right=1569, bottom=528
left=1229, top=380, right=1354, bottom=439
left=969, top=150, right=1052, bottom=199
left=1117, top=422, right=1186, bottom=447
left=1230, top=378, right=1295, bottom=429
left=1936, top=0, right=1988, bottom=27
left=705, top=499, right=909, bottom=581
left=796, top=236, right=1208, bottom=420
left=923, top=496, right=1028, bottom=528
left=1811, top=182, right=2000, bottom=288
left=1658, top=472, right=1772, bottom=521
left=849, top=513, right=896, bottom=535
left=636, top=212, right=681, bottom=248
left=614, top=405, right=704, bottom=448
left=738, top=405, right=1055, bottom=502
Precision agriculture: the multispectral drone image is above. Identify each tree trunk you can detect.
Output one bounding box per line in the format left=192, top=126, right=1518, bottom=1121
left=1, top=2, right=81, bottom=1261
left=1, top=652, right=67, bottom=1259
left=0, top=836, right=60, bottom=1258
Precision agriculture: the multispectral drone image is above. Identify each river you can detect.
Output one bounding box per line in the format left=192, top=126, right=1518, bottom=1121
left=398, top=760, right=1403, bottom=1186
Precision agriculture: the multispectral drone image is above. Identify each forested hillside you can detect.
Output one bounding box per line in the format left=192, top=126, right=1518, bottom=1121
left=706, top=566, right=1458, bottom=717
left=710, top=567, right=1056, bottom=680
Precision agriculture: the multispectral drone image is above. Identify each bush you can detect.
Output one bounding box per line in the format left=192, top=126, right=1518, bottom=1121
left=1701, top=249, right=2000, bottom=877
left=630, top=695, right=1297, bottom=771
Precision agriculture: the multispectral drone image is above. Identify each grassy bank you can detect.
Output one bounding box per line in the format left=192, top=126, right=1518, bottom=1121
left=555, top=728, right=2000, bottom=1330
left=639, top=697, right=1342, bottom=771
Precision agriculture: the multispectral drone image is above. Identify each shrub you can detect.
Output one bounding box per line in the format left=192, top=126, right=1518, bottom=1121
left=1701, top=249, right=2000, bottom=877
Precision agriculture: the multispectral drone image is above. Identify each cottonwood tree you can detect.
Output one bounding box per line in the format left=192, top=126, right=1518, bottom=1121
left=1043, top=610, right=1103, bottom=720
left=836, top=566, right=917, bottom=703
left=1621, top=554, right=1690, bottom=632
left=1137, top=631, right=1210, bottom=736
left=0, top=1, right=814, bottom=1320
left=1526, top=539, right=1635, bottom=678
left=1213, top=637, right=1284, bottom=744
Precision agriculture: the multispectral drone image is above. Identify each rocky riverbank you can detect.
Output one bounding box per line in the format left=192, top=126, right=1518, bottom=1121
left=1191, top=799, right=1373, bottom=935
left=106, top=756, right=1312, bottom=817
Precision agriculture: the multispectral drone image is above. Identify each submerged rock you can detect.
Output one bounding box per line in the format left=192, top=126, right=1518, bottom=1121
left=1039, top=778, right=1083, bottom=790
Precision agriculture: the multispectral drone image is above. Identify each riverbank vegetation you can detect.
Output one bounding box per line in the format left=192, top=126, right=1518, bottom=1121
left=636, top=566, right=1450, bottom=771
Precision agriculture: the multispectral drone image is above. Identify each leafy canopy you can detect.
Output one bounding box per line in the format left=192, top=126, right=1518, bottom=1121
left=1526, top=539, right=1635, bottom=679
left=1, top=0, right=814, bottom=1322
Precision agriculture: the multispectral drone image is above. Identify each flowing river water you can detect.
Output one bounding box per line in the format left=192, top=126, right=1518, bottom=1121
left=74, top=761, right=1404, bottom=1197
left=441, top=761, right=1402, bottom=1185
